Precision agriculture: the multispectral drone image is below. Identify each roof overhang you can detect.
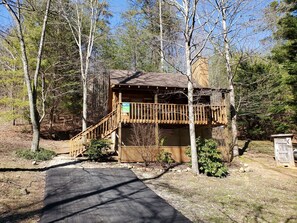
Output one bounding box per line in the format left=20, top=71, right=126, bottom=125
left=111, top=84, right=230, bottom=94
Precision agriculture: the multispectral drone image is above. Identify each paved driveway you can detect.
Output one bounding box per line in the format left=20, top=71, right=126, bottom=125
left=40, top=168, right=191, bottom=223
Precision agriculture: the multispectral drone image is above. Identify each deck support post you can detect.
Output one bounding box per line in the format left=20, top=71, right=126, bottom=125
left=222, top=93, right=227, bottom=124
left=118, top=91, right=122, bottom=163
left=154, top=93, right=159, bottom=148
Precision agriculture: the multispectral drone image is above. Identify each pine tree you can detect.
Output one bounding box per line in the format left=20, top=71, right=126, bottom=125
left=272, top=0, right=297, bottom=123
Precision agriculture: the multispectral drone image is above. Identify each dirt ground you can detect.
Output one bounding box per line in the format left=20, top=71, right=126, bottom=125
left=0, top=123, right=296, bottom=223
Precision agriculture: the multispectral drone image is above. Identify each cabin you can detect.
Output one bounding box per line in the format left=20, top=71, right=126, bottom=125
left=70, top=60, right=229, bottom=163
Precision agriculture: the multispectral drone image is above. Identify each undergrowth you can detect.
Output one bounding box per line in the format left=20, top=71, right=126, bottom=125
left=16, top=148, right=56, bottom=161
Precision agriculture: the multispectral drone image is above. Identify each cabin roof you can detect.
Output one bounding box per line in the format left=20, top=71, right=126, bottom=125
left=110, top=70, right=202, bottom=89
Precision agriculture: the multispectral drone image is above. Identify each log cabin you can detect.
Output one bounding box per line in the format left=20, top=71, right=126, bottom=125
left=69, top=60, right=229, bottom=163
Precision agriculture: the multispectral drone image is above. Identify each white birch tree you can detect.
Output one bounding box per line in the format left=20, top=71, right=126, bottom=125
left=2, top=0, right=51, bottom=152
left=208, top=0, right=260, bottom=157
left=165, top=0, right=217, bottom=174
left=61, top=0, right=109, bottom=131
left=220, top=0, right=239, bottom=156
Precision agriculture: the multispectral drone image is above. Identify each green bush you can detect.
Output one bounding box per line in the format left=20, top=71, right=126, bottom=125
left=157, top=150, right=175, bottom=166
left=186, top=137, right=228, bottom=177
left=86, top=139, right=111, bottom=161
left=16, top=148, right=56, bottom=161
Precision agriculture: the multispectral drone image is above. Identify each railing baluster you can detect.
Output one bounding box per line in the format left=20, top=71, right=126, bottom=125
left=182, top=105, right=185, bottom=123
left=168, top=104, right=170, bottom=123
left=168, top=104, right=171, bottom=123
left=174, top=104, right=176, bottom=122
left=162, top=104, right=165, bottom=123
left=137, top=103, right=139, bottom=123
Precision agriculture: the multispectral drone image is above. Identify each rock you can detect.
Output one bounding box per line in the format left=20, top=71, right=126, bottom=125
left=239, top=167, right=245, bottom=173
left=177, top=170, right=182, bottom=173
left=244, top=163, right=249, bottom=167
left=21, top=188, right=30, bottom=195
left=127, top=165, right=133, bottom=169
left=245, top=167, right=252, bottom=172
left=32, top=161, right=37, bottom=165
left=142, top=173, right=152, bottom=178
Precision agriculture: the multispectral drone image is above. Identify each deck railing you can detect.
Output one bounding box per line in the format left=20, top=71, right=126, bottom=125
left=121, top=102, right=227, bottom=125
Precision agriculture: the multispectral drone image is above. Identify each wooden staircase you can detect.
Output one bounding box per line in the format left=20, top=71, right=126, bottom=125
left=69, top=107, right=119, bottom=157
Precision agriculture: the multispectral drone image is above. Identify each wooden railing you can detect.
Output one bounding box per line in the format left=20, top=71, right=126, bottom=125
left=121, top=102, right=227, bottom=125
left=69, top=107, right=119, bottom=157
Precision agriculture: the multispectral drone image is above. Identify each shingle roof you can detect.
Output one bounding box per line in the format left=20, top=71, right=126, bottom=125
left=109, top=70, right=202, bottom=89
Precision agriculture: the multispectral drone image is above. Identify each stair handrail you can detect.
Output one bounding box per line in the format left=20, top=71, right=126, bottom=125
left=70, top=104, right=119, bottom=142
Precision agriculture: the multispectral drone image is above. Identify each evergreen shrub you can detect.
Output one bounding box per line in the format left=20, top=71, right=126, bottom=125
left=186, top=137, right=228, bottom=177
left=86, top=139, right=111, bottom=161
left=157, top=150, right=175, bottom=166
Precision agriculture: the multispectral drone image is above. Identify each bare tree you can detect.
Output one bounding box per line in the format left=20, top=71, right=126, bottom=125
left=165, top=0, right=217, bottom=174
left=2, top=0, right=51, bottom=151
left=61, top=0, right=109, bottom=131
left=128, top=124, right=161, bottom=166
left=207, top=0, right=261, bottom=157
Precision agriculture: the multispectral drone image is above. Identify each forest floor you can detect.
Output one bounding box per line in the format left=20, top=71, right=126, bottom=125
left=0, top=122, right=296, bottom=223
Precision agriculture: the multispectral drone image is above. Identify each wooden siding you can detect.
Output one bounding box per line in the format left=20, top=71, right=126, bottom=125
left=121, top=146, right=190, bottom=163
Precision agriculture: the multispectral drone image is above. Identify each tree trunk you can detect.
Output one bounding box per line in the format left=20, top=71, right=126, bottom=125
left=31, top=113, right=40, bottom=151
left=185, top=22, right=199, bottom=174
left=159, top=0, right=164, bottom=72
left=221, top=0, right=238, bottom=157
left=188, top=79, right=199, bottom=174
left=82, top=78, right=88, bottom=131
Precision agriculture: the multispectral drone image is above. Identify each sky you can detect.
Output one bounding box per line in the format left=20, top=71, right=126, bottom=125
left=0, top=0, right=274, bottom=54
left=0, top=0, right=130, bottom=30
left=107, top=0, right=129, bottom=30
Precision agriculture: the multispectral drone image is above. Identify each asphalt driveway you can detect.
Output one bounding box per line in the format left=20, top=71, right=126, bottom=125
left=40, top=168, right=191, bottom=223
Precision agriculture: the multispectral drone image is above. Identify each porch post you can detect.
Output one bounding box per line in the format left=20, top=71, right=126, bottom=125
left=222, top=93, right=227, bottom=124
left=118, top=91, right=122, bottom=163
left=154, top=93, right=159, bottom=147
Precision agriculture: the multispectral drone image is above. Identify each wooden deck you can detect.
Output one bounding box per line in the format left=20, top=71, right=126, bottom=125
left=69, top=102, right=227, bottom=157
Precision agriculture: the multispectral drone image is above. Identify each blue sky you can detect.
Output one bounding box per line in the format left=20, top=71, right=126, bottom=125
left=0, top=0, right=273, bottom=53
left=108, top=0, right=129, bottom=30
left=0, top=0, right=129, bottom=30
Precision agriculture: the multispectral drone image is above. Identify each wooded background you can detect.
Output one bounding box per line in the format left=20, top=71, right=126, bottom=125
left=0, top=0, right=296, bottom=141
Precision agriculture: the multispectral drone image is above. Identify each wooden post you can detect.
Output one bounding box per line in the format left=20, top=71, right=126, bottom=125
left=112, top=92, right=116, bottom=110
left=222, top=92, right=227, bottom=124
left=154, top=93, right=159, bottom=147
left=118, top=91, right=122, bottom=163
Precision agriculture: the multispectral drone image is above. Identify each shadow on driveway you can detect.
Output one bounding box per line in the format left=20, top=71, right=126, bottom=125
left=40, top=168, right=191, bottom=223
